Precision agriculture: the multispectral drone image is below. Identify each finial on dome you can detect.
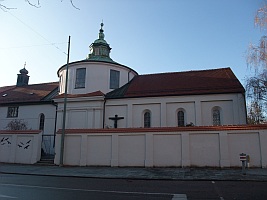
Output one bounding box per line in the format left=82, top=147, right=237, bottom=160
left=100, top=21, right=104, bottom=31
left=20, top=62, right=28, bottom=75
left=99, top=22, right=105, bottom=40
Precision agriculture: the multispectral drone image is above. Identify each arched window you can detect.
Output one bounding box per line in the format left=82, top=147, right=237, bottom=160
left=144, top=111, right=151, bottom=128
left=39, top=113, right=45, bottom=130
left=178, top=110, right=185, bottom=127
left=212, top=107, right=221, bottom=126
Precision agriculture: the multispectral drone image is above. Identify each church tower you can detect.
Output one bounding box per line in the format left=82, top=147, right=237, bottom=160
left=16, top=63, right=29, bottom=86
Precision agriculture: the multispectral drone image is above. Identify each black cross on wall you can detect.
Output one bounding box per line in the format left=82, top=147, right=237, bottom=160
left=109, top=114, right=124, bottom=128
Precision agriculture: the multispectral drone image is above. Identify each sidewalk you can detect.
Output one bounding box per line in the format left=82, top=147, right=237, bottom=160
left=1, top=163, right=267, bottom=181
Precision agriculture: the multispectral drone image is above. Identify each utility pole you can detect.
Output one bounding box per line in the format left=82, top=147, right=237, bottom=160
left=59, top=36, right=71, bottom=166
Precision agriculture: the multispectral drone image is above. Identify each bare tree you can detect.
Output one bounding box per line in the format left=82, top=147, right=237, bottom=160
left=246, top=2, right=267, bottom=124
left=5, top=119, right=30, bottom=130
left=0, top=0, right=79, bottom=11
left=247, top=2, right=267, bottom=70
left=246, top=70, right=267, bottom=124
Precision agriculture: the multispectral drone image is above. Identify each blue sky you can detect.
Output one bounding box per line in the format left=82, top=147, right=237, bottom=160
left=0, top=0, right=263, bottom=87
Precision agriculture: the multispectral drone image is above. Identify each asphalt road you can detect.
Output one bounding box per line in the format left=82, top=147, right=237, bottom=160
left=0, top=174, right=267, bottom=200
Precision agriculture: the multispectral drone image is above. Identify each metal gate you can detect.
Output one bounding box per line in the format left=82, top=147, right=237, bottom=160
left=41, top=134, right=55, bottom=159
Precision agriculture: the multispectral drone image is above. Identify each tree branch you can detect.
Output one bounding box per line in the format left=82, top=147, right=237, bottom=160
left=0, top=0, right=80, bottom=11
left=25, top=0, right=41, bottom=8
left=70, top=0, right=80, bottom=10
left=0, top=1, right=16, bottom=11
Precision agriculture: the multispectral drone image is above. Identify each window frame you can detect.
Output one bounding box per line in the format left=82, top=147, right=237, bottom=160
left=177, top=110, right=185, bottom=127
left=39, top=113, right=45, bottom=130
left=212, top=107, right=221, bottom=126
left=144, top=110, right=151, bottom=128
left=75, top=68, right=86, bottom=89
left=109, top=69, right=120, bottom=89
left=7, top=106, right=19, bottom=118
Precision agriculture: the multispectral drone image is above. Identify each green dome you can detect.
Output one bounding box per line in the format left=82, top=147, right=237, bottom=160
left=86, top=22, right=116, bottom=63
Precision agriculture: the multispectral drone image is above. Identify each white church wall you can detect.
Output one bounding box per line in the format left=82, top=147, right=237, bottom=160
left=56, top=98, right=104, bottom=130
left=54, top=126, right=267, bottom=168
left=58, top=62, right=137, bottom=95
left=69, top=110, right=87, bottom=128
left=105, top=104, right=127, bottom=128
left=105, top=93, right=246, bottom=128
left=201, top=100, right=234, bottom=126
left=237, top=93, right=247, bottom=124
left=132, top=104, right=161, bottom=127
left=166, top=102, right=195, bottom=126
left=0, top=104, right=56, bottom=136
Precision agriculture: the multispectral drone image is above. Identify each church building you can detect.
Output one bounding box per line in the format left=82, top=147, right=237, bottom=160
left=0, top=23, right=249, bottom=165
left=54, top=23, right=246, bottom=131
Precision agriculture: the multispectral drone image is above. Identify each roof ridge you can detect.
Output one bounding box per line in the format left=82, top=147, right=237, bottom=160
left=27, top=81, right=59, bottom=86
left=140, top=67, right=231, bottom=76
left=55, top=90, right=105, bottom=99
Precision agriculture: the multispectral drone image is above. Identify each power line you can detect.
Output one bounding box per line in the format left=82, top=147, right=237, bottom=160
left=7, top=10, right=68, bottom=55
left=0, top=42, right=67, bottom=50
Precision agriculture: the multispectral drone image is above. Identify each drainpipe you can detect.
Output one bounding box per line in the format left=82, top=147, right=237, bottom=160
left=102, top=99, right=106, bottom=128
left=53, top=103, right=58, bottom=148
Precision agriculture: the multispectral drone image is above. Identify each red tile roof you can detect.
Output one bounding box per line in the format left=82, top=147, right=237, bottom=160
left=57, top=124, right=267, bottom=134
left=54, top=91, right=104, bottom=99
left=0, top=130, right=42, bottom=134
left=106, top=68, right=245, bottom=98
left=0, top=86, right=16, bottom=93
left=0, top=82, right=58, bottom=104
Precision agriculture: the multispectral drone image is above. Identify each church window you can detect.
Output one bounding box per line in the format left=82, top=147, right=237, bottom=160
left=39, top=113, right=45, bottom=130
left=110, top=69, right=120, bottom=89
left=144, top=111, right=151, bottom=128
left=178, top=110, right=185, bottom=126
left=7, top=107, right=19, bottom=118
left=212, top=107, right=221, bottom=126
left=95, top=48, right=99, bottom=55
left=75, top=68, right=86, bottom=88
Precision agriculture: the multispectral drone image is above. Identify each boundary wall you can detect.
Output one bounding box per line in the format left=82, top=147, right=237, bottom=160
left=0, top=130, right=42, bottom=164
left=55, top=125, right=267, bottom=168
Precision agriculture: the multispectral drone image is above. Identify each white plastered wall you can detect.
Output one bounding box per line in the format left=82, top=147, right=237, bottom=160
left=54, top=128, right=267, bottom=168
left=58, top=62, right=137, bottom=95
left=0, top=104, right=57, bottom=136
left=55, top=97, right=104, bottom=130
left=105, top=93, right=247, bottom=128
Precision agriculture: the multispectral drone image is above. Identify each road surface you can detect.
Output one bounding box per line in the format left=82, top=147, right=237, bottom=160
left=0, top=174, right=267, bottom=199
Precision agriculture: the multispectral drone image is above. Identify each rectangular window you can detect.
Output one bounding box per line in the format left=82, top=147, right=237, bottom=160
left=75, top=68, right=86, bottom=88
left=7, top=107, right=19, bottom=118
left=110, top=69, right=120, bottom=89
